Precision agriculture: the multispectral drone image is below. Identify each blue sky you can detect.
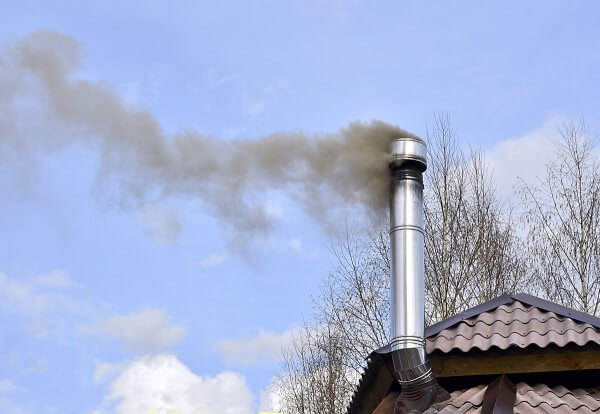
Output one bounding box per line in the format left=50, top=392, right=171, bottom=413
left=1, top=1, right=600, bottom=413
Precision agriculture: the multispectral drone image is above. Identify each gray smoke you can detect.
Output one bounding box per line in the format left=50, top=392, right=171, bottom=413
left=0, top=30, right=417, bottom=247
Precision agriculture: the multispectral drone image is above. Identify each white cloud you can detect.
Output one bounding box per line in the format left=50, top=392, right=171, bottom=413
left=22, top=358, right=48, bottom=375
left=137, top=203, right=182, bottom=244
left=119, top=76, right=161, bottom=108
left=217, top=328, right=298, bottom=366
left=93, top=361, right=128, bottom=384
left=243, top=78, right=288, bottom=116
left=287, top=237, right=304, bottom=254
left=0, top=272, right=50, bottom=317
left=258, top=379, right=283, bottom=413
left=80, top=309, right=187, bottom=354
left=0, top=379, right=26, bottom=394
left=200, top=252, right=228, bottom=269
left=486, top=117, right=562, bottom=200
left=256, top=235, right=311, bottom=258
left=0, top=271, right=80, bottom=338
left=95, top=355, right=254, bottom=414
left=32, top=269, right=81, bottom=289
left=262, top=199, right=284, bottom=222
left=0, top=270, right=113, bottom=341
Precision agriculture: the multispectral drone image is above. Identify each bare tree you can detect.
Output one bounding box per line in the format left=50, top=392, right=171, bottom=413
left=423, top=116, right=470, bottom=321
left=273, top=219, right=390, bottom=414
left=464, top=152, right=527, bottom=303
left=424, top=115, right=527, bottom=323
left=275, top=319, right=356, bottom=414
left=317, top=220, right=391, bottom=373
left=520, top=119, right=600, bottom=315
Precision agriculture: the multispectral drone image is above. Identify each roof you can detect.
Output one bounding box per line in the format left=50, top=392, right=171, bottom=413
left=427, top=300, right=600, bottom=353
left=370, top=293, right=600, bottom=357
left=422, top=381, right=600, bottom=413
left=347, top=293, right=600, bottom=414
left=514, top=382, right=600, bottom=412
left=425, top=293, right=600, bottom=338
left=422, top=384, right=487, bottom=413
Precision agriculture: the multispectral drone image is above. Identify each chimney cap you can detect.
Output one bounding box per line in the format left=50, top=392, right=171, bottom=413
left=389, top=137, right=427, bottom=172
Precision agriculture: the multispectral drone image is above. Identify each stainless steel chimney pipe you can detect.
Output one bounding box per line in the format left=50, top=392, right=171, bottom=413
left=388, top=137, right=435, bottom=387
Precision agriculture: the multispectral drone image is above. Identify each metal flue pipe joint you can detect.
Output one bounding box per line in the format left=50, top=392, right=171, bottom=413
left=388, top=137, right=447, bottom=412
left=388, top=137, right=433, bottom=386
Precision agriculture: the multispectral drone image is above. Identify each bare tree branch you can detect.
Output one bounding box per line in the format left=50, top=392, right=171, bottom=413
left=519, top=118, right=600, bottom=314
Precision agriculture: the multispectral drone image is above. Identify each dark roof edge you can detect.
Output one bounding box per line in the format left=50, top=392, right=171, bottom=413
left=374, top=343, right=391, bottom=354
left=512, top=293, right=600, bottom=329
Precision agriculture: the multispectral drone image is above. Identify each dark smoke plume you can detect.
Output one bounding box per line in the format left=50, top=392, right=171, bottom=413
left=0, top=31, right=417, bottom=247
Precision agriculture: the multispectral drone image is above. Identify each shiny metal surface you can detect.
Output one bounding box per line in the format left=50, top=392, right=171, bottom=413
left=389, top=137, right=427, bottom=171
left=390, top=176, right=425, bottom=348
left=388, top=136, right=434, bottom=386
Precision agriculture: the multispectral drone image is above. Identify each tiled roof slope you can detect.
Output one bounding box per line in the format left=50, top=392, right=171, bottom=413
left=421, top=382, right=600, bottom=413
left=426, top=301, right=600, bottom=353
left=422, top=384, right=487, bottom=413
left=346, top=294, right=600, bottom=414
left=514, top=383, right=600, bottom=413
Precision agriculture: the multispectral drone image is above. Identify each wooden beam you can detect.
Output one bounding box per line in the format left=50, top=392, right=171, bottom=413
left=430, top=346, right=600, bottom=378
left=481, top=375, right=516, bottom=414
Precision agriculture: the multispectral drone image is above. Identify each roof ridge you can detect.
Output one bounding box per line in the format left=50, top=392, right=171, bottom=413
left=466, top=302, right=534, bottom=318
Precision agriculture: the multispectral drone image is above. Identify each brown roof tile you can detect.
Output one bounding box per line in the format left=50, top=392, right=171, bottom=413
left=426, top=301, right=600, bottom=353
left=514, top=383, right=600, bottom=413
left=421, top=382, right=600, bottom=413
left=422, top=384, right=487, bottom=413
